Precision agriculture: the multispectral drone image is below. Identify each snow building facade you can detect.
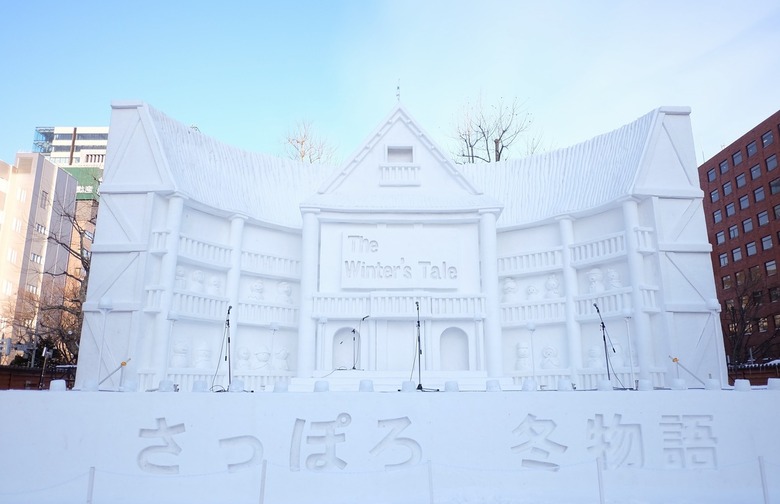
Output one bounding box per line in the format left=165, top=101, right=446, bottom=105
left=75, top=102, right=726, bottom=391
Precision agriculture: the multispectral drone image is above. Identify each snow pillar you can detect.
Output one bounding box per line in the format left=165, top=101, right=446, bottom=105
left=227, top=214, right=246, bottom=340
left=623, top=199, right=653, bottom=382
left=479, top=210, right=502, bottom=377
left=558, top=217, right=583, bottom=377
left=152, top=193, right=185, bottom=381
left=297, top=210, right=320, bottom=377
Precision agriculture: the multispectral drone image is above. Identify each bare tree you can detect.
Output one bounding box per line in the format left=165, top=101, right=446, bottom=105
left=722, top=271, right=780, bottom=368
left=452, top=96, right=534, bottom=163
left=283, top=121, right=337, bottom=164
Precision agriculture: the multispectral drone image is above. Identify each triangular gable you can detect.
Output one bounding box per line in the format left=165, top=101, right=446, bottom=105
left=631, top=107, right=700, bottom=197
left=316, top=105, right=483, bottom=198
left=103, top=101, right=176, bottom=193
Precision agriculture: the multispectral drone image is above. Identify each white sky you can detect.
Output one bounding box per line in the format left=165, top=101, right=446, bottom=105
left=1, top=0, right=778, bottom=165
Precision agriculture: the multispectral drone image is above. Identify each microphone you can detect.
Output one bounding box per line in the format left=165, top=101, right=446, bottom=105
left=593, top=303, right=600, bottom=313
left=227, top=305, right=232, bottom=315
left=361, top=315, right=369, bottom=321
left=415, top=301, right=419, bottom=309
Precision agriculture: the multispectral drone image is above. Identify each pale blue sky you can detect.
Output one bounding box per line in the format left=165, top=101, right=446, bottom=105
left=1, top=1, right=779, bottom=165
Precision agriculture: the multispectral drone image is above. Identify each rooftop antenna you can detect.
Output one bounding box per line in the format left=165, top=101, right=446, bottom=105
left=396, top=79, right=400, bottom=102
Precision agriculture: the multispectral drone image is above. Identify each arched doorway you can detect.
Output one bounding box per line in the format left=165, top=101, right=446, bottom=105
left=332, top=328, right=359, bottom=370
left=440, top=327, right=469, bottom=371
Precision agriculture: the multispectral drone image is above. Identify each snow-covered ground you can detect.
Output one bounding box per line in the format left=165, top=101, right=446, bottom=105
left=2, top=381, right=778, bottom=504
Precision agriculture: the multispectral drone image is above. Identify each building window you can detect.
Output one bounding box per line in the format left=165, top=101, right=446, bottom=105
left=739, top=195, right=750, bottom=209
left=758, top=210, right=770, bottom=226
left=747, top=141, right=758, bottom=157
left=35, top=223, right=47, bottom=235
left=746, top=242, right=757, bottom=256
left=720, top=160, right=729, bottom=173
left=716, top=231, right=726, bottom=244
left=759, top=317, right=769, bottom=332
left=743, top=218, right=754, bottom=232
left=6, top=248, right=18, bottom=264
left=770, top=287, right=780, bottom=302
left=751, top=164, right=761, bottom=179
left=713, top=209, right=723, bottom=223
left=723, top=180, right=733, bottom=196
left=719, top=253, right=729, bottom=266
left=762, top=130, right=774, bottom=147
left=767, top=260, right=777, bottom=276
left=767, top=154, right=778, bottom=171
left=733, top=151, right=743, bottom=166
left=387, top=146, right=413, bottom=163
left=726, top=203, right=736, bottom=216
left=736, top=271, right=746, bottom=285
left=40, top=190, right=49, bottom=209
left=771, top=178, right=780, bottom=195
left=762, top=235, right=773, bottom=250
left=30, top=252, right=42, bottom=264
left=85, top=230, right=95, bottom=241
left=707, top=168, right=717, bottom=181
left=16, top=188, right=26, bottom=202
left=775, top=205, right=780, bottom=219
left=722, top=275, right=733, bottom=289
left=728, top=225, right=739, bottom=239
left=774, top=314, right=780, bottom=329
left=749, top=265, right=761, bottom=281
left=755, top=186, right=766, bottom=202
left=736, top=173, right=747, bottom=187
left=710, top=189, right=719, bottom=202
left=733, top=247, right=743, bottom=261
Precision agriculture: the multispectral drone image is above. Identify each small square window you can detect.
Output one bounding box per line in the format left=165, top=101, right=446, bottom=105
left=720, top=160, right=729, bottom=173
left=767, top=154, right=778, bottom=171
left=746, top=241, right=757, bottom=256
left=762, top=130, right=774, bottom=147
left=743, top=218, right=753, bottom=232
left=726, top=203, right=736, bottom=216
left=387, top=146, right=413, bottom=163
left=710, top=189, right=719, bottom=202
left=775, top=314, right=780, bottom=328
left=755, top=186, right=766, bottom=202
left=722, top=275, right=733, bottom=289
left=759, top=317, right=769, bottom=332
left=729, top=225, right=739, bottom=239
left=754, top=291, right=764, bottom=305
left=775, top=204, right=780, bottom=220
left=747, top=141, right=758, bottom=157
left=736, top=271, right=746, bottom=285
left=749, top=265, right=761, bottom=281
left=719, top=253, right=729, bottom=266
left=713, top=209, right=723, bottom=223
left=733, top=247, right=743, bottom=261
left=739, top=195, right=750, bottom=209
left=762, top=235, right=773, bottom=250
left=751, top=164, right=761, bottom=179
left=722, top=181, right=733, bottom=195
left=770, top=287, right=780, bottom=302
left=707, top=168, right=717, bottom=181
left=736, top=173, right=747, bottom=187
left=770, top=178, right=780, bottom=195
left=758, top=211, right=770, bottom=226
left=733, top=151, right=743, bottom=166
left=766, top=260, right=777, bottom=276
left=716, top=231, right=726, bottom=244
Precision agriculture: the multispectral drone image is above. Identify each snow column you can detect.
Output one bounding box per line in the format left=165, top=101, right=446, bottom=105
left=226, top=214, right=246, bottom=336
left=152, top=194, right=185, bottom=383
left=623, top=199, right=652, bottom=382
left=480, top=210, right=502, bottom=377
left=297, top=210, right=320, bottom=377
left=558, top=217, right=583, bottom=377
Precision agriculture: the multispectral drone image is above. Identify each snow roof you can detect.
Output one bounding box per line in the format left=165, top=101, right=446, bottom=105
left=142, top=104, right=669, bottom=228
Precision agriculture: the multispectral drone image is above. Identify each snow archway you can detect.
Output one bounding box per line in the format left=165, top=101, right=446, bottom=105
left=440, top=327, right=469, bottom=371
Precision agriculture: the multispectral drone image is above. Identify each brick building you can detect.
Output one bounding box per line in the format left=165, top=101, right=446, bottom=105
left=699, top=109, right=780, bottom=369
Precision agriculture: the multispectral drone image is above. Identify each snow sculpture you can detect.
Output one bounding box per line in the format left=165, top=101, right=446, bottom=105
left=587, top=345, right=605, bottom=368
left=248, top=279, right=264, bottom=301
left=586, top=268, right=605, bottom=294
left=502, top=278, right=519, bottom=303
left=255, top=347, right=271, bottom=369
left=170, top=338, right=189, bottom=368
left=515, top=343, right=532, bottom=371
left=75, top=102, right=727, bottom=392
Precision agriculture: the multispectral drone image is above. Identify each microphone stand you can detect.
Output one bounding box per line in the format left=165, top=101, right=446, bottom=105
left=353, top=315, right=368, bottom=370
left=415, top=301, right=424, bottom=391
left=225, top=305, right=233, bottom=389
left=594, top=303, right=611, bottom=381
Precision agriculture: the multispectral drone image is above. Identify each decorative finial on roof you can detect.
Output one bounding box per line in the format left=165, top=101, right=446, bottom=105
left=396, top=79, right=400, bottom=102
